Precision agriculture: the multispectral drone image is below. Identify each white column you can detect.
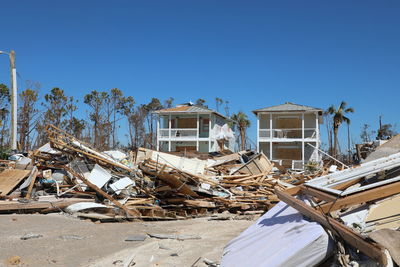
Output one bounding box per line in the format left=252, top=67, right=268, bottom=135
left=315, top=112, right=320, bottom=161
left=256, top=113, right=260, bottom=152
left=208, top=114, right=212, bottom=152
left=196, top=114, right=200, bottom=151
left=302, top=113, right=305, bottom=168
left=269, top=113, right=273, bottom=160
left=168, top=114, right=171, bottom=152
left=9, top=51, right=17, bottom=151
left=156, top=116, right=160, bottom=151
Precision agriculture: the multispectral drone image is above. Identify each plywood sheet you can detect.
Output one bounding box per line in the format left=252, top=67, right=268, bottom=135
left=0, top=169, right=31, bottom=196
left=177, top=118, right=197, bottom=128
left=233, top=152, right=273, bottom=175
left=276, top=118, right=301, bottom=129
left=275, top=147, right=301, bottom=160
left=366, top=195, right=400, bottom=231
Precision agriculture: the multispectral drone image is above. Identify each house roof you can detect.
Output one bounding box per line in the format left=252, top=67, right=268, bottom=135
left=252, top=102, right=322, bottom=114
left=154, top=104, right=230, bottom=120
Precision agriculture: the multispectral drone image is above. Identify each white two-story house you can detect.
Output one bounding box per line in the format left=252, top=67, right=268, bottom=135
left=253, top=102, right=323, bottom=170
left=154, top=103, right=235, bottom=153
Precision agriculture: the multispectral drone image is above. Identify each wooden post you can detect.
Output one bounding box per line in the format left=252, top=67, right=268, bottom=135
left=25, top=168, right=39, bottom=199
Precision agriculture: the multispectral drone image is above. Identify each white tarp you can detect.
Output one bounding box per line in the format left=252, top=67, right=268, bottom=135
left=221, top=201, right=333, bottom=267
left=211, top=123, right=236, bottom=152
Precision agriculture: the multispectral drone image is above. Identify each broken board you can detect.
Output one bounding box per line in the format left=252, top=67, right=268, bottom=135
left=232, top=152, right=273, bottom=175
left=0, top=169, right=30, bottom=196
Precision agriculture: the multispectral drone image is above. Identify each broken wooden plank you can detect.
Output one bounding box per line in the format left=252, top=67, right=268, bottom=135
left=139, top=163, right=198, bottom=197
left=232, top=152, right=273, bottom=176
left=318, top=181, right=400, bottom=213
left=299, top=185, right=338, bottom=202
left=25, top=168, right=39, bottom=199
left=0, top=169, right=30, bottom=196
left=0, top=198, right=94, bottom=213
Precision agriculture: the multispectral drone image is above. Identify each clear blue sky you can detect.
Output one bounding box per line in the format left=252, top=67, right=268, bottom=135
left=0, top=1, right=399, bottom=149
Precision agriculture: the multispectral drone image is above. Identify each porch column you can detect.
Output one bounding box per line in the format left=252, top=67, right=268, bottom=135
left=156, top=116, right=160, bottom=151
left=269, top=113, right=273, bottom=160
left=302, top=113, right=305, bottom=168
left=196, top=114, right=199, bottom=151
left=208, top=114, right=212, bottom=152
left=256, top=113, right=259, bottom=152
left=315, top=112, right=320, bottom=161
left=168, top=114, right=171, bottom=152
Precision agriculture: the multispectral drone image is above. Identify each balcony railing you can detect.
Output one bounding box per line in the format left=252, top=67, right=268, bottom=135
left=159, top=128, right=199, bottom=138
left=259, top=128, right=318, bottom=139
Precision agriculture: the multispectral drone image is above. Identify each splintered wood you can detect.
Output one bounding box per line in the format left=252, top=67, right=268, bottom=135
left=0, top=124, right=317, bottom=221
left=137, top=151, right=305, bottom=215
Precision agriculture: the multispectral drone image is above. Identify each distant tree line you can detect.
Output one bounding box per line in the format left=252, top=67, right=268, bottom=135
left=0, top=82, right=254, bottom=153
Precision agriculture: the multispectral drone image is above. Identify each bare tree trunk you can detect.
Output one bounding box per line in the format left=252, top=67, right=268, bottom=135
left=240, top=128, right=246, bottom=150
left=347, top=123, right=351, bottom=163
left=333, top=126, right=339, bottom=157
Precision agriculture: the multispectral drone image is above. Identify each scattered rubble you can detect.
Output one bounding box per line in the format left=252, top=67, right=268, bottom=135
left=3, top=124, right=400, bottom=266
left=0, top=124, right=319, bottom=222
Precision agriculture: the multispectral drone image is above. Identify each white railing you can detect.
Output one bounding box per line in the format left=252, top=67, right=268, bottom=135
left=159, top=128, right=198, bottom=138
left=159, top=129, right=170, bottom=138
left=259, top=128, right=318, bottom=139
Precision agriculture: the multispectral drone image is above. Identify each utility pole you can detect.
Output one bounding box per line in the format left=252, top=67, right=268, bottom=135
left=10, top=51, right=17, bottom=151
left=0, top=50, right=17, bottom=151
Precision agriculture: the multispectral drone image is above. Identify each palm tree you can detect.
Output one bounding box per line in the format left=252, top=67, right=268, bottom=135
left=326, top=101, right=354, bottom=157
left=215, top=97, right=223, bottom=112
left=230, top=111, right=251, bottom=150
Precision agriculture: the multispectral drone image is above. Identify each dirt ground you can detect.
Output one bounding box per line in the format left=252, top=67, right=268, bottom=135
left=0, top=213, right=256, bottom=267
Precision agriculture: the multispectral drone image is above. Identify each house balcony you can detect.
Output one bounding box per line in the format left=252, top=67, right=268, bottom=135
left=158, top=128, right=210, bottom=140
left=259, top=128, right=318, bottom=141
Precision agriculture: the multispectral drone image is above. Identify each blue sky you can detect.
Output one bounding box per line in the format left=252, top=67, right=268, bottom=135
left=0, top=1, right=399, bottom=149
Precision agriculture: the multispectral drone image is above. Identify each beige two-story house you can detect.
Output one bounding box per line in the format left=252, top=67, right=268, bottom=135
left=253, top=102, right=323, bottom=170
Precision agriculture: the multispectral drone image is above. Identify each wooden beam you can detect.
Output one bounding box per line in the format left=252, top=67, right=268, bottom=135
left=319, top=181, right=400, bottom=213
left=331, top=177, right=364, bottom=190
left=284, top=186, right=302, bottom=196
left=300, top=185, right=337, bottom=202
left=25, top=168, right=39, bottom=199
left=139, top=163, right=198, bottom=197
left=275, top=189, right=387, bottom=266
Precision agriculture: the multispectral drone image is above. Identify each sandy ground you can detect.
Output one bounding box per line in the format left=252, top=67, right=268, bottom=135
left=0, top=213, right=256, bottom=267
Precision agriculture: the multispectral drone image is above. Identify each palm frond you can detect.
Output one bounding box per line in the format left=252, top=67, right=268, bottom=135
left=325, top=105, right=336, bottom=115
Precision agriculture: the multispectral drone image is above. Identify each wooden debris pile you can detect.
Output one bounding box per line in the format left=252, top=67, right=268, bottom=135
left=0, top=124, right=319, bottom=222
